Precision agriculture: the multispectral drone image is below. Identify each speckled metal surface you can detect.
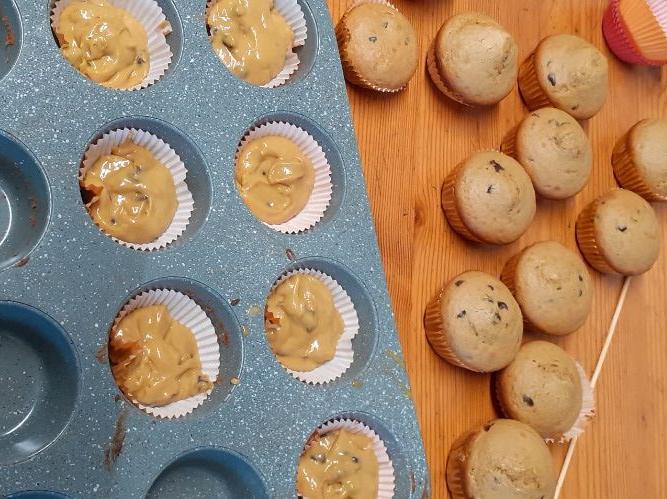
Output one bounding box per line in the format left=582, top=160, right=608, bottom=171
left=0, top=0, right=428, bottom=497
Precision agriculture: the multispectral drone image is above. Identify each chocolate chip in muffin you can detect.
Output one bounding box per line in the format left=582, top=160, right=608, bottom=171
left=547, top=72, right=556, bottom=86
left=498, top=301, right=508, bottom=310
left=522, top=394, right=535, bottom=406
left=457, top=310, right=467, bottom=318
left=490, top=160, right=505, bottom=172
left=455, top=280, right=464, bottom=287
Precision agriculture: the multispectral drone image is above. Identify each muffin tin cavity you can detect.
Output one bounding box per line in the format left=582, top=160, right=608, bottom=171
left=109, top=277, right=242, bottom=418
left=204, top=0, right=317, bottom=88
left=81, top=116, right=211, bottom=249
left=48, top=0, right=183, bottom=89
left=238, top=112, right=345, bottom=232
left=274, top=257, right=378, bottom=382
left=0, top=0, right=21, bottom=82
left=302, top=412, right=412, bottom=498
left=6, top=492, right=70, bottom=499
left=0, top=130, right=51, bottom=272
left=0, top=302, right=80, bottom=465
left=146, top=447, right=268, bottom=498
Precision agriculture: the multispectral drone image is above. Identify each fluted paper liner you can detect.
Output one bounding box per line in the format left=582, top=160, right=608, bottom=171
left=445, top=430, right=476, bottom=499
left=336, top=0, right=406, bottom=93
left=518, top=53, right=554, bottom=111
left=602, top=1, right=651, bottom=65
left=575, top=199, right=619, bottom=274
left=441, top=162, right=485, bottom=244
left=110, top=289, right=221, bottom=419
left=495, top=361, right=595, bottom=444
left=423, top=289, right=479, bottom=371
left=266, top=268, right=359, bottom=384
left=51, top=0, right=173, bottom=90
left=206, top=0, right=307, bottom=88
left=236, top=122, right=332, bottom=233
left=426, top=40, right=473, bottom=105
left=612, top=127, right=667, bottom=201
left=619, top=0, right=667, bottom=61
left=81, top=128, right=194, bottom=250
left=299, top=418, right=395, bottom=498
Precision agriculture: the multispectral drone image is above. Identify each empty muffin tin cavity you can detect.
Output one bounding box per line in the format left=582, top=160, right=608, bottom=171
left=0, top=302, right=80, bottom=465
left=146, top=447, right=268, bottom=498
left=270, top=257, right=378, bottom=383
left=80, top=116, right=211, bottom=250
left=48, top=0, right=183, bottom=88
left=237, top=112, right=345, bottom=232
left=0, top=130, right=51, bottom=272
left=108, top=277, right=243, bottom=419
left=6, top=492, right=71, bottom=499
left=0, top=0, right=21, bottom=82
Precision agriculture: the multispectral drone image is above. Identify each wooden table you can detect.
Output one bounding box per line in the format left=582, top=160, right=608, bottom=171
left=326, top=1, right=667, bottom=497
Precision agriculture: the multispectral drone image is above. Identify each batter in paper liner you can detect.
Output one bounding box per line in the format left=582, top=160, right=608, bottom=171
left=81, top=140, right=177, bottom=244
left=109, top=305, right=213, bottom=407
left=236, top=136, right=315, bottom=225
left=55, top=0, right=149, bottom=89
left=265, top=274, right=343, bottom=372
left=207, top=0, right=294, bottom=85
left=297, top=429, right=379, bottom=498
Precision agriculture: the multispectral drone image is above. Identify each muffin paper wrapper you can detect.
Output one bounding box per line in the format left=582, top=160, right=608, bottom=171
left=268, top=269, right=359, bottom=384
left=80, top=128, right=194, bottom=251
left=576, top=198, right=619, bottom=274
left=301, top=418, right=396, bottom=498
left=441, top=163, right=484, bottom=244
left=619, top=0, right=667, bottom=61
left=602, top=0, right=662, bottom=65
left=236, top=121, right=332, bottom=233
left=518, top=53, right=554, bottom=111
left=51, top=0, right=173, bottom=90
left=445, top=430, right=474, bottom=499
left=426, top=41, right=473, bottom=106
left=500, top=124, right=519, bottom=159
left=494, top=361, right=596, bottom=444
left=111, top=289, right=221, bottom=419
left=612, top=130, right=667, bottom=201
left=206, top=0, right=307, bottom=88
left=424, top=289, right=480, bottom=372
left=335, top=0, right=405, bottom=93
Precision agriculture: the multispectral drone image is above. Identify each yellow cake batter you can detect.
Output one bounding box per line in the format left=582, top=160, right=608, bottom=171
left=81, top=140, right=177, bottom=244
left=265, top=274, right=343, bottom=372
left=207, top=0, right=294, bottom=85
left=56, top=0, right=149, bottom=89
left=236, top=135, right=315, bottom=225
left=297, top=429, right=380, bottom=499
left=109, top=304, right=213, bottom=407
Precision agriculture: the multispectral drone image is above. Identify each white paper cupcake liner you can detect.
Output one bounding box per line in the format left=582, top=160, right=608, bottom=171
left=267, top=268, right=359, bottom=384
left=110, top=289, right=221, bottom=419
left=51, top=0, right=173, bottom=91
left=206, top=0, right=307, bottom=88
left=236, top=122, right=332, bottom=233
left=80, top=127, right=194, bottom=251
left=550, top=361, right=596, bottom=444
left=300, top=418, right=396, bottom=498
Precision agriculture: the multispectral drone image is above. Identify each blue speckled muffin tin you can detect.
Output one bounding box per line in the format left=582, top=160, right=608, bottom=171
left=0, top=0, right=428, bottom=497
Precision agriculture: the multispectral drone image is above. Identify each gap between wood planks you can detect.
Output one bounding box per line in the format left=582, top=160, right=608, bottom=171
left=555, top=276, right=633, bottom=498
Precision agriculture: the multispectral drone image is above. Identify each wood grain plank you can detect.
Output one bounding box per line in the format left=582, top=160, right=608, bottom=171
left=326, top=1, right=667, bottom=497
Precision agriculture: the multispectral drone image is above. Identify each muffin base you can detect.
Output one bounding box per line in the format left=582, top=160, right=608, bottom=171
left=575, top=199, right=619, bottom=274
left=423, top=290, right=478, bottom=371
left=445, top=430, right=476, bottom=499
left=518, top=53, right=553, bottom=112
left=611, top=132, right=667, bottom=202
left=440, top=166, right=485, bottom=244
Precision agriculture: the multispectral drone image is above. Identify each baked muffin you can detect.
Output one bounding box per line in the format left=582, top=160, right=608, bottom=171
left=576, top=188, right=661, bottom=275
left=424, top=271, right=523, bottom=372
left=55, top=0, right=150, bottom=89
left=612, top=118, right=667, bottom=201
left=502, top=107, right=592, bottom=199
left=427, top=12, right=518, bottom=106
left=446, top=419, right=556, bottom=499
left=519, top=34, right=609, bottom=120
left=336, top=2, right=419, bottom=92
left=442, top=151, right=536, bottom=245
left=497, top=341, right=585, bottom=440
left=501, top=241, right=593, bottom=336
